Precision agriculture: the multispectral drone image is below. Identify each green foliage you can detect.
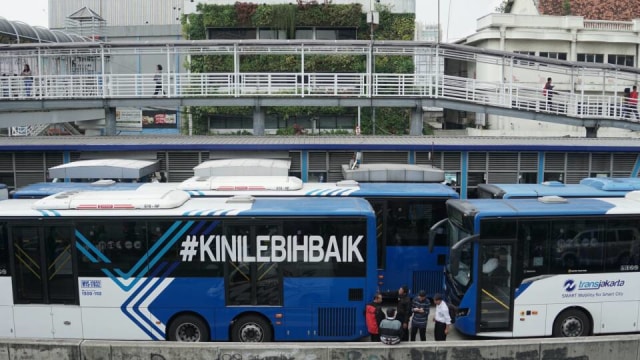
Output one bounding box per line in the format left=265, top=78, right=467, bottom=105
left=562, top=0, right=571, bottom=15
left=240, top=55, right=301, bottom=72
left=195, top=3, right=362, bottom=31
left=198, top=4, right=237, bottom=27
left=495, top=0, right=509, bottom=12
left=276, top=127, right=296, bottom=135
left=319, top=129, right=351, bottom=135
left=375, top=12, right=415, bottom=41
left=235, top=2, right=258, bottom=26
left=182, top=2, right=416, bottom=135
left=182, top=13, right=205, bottom=40
left=375, top=56, right=414, bottom=74
left=304, top=55, right=366, bottom=73
left=296, top=3, right=362, bottom=27
left=357, top=107, right=410, bottom=135
left=270, top=4, right=297, bottom=38
left=182, top=107, right=210, bottom=135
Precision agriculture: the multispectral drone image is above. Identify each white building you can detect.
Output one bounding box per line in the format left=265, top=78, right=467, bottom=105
left=457, top=0, right=640, bottom=137
left=49, top=0, right=414, bottom=30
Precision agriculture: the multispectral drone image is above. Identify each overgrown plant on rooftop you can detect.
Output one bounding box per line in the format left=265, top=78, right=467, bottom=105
left=181, top=2, right=416, bottom=136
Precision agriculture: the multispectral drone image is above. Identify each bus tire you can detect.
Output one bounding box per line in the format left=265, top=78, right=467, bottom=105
left=231, top=315, right=273, bottom=342
left=552, top=309, right=591, bottom=337
left=167, top=314, right=209, bottom=342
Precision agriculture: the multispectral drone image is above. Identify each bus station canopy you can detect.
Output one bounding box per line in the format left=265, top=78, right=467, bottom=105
left=48, top=159, right=160, bottom=180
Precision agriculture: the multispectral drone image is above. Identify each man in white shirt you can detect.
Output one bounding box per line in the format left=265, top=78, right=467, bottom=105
left=432, top=293, right=451, bottom=341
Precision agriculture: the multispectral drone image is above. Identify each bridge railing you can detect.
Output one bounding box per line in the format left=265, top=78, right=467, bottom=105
left=2, top=71, right=639, bottom=123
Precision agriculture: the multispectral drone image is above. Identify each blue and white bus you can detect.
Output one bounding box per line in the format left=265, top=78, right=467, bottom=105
left=0, top=189, right=377, bottom=342
left=439, top=192, right=640, bottom=338
left=13, top=176, right=460, bottom=299
left=477, top=177, right=640, bottom=199
left=11, top=181, right=145, bottom=198
left=182, top=178, right=460, bottom=299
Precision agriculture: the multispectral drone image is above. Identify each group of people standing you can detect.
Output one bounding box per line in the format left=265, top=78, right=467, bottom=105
left=545, top=77, right=640, bottom=121
left=365, top=285, right=453, bottom=345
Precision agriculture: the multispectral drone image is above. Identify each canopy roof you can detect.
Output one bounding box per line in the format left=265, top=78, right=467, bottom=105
left=0, top=16, right=88, bottom=43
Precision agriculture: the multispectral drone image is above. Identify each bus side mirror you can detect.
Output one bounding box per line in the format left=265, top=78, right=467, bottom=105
left=428, top=218, right=448, bottom=253
left=450, top=251, right=460, bottom=276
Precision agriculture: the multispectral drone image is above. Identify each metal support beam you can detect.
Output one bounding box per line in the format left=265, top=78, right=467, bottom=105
left=253, top=105, right=265, bottom=136
left=104, top=107, right=116, bottom=136
left=410, top=107, right=423, bottom=135
left=0, top=108, right=105, bottom=128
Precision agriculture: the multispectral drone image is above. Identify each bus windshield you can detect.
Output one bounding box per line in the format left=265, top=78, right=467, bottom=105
left=447, top=220, right=473, bottom=288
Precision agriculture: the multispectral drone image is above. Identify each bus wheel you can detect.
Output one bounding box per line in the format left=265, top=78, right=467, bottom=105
left=231, top=315, right=273, bottom=342
left=167, top=314, right=209, bottom=342
left=553, top=309, right=590, bottom=337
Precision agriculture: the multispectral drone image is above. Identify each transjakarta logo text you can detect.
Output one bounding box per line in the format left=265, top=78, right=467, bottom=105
left=180, top=234, right=364, bottom=263
left=577, top=279, right=625, bottom=290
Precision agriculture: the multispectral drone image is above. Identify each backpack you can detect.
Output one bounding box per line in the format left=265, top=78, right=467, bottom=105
left=448, top=303, right=458, bottom=324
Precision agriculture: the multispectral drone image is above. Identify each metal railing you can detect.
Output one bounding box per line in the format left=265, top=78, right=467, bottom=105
left=2, top=71, right=638, bottom=123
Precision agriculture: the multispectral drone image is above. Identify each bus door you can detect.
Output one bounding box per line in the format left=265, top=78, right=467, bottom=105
left=478, top=243, right=514, bottom=333
left=366, top=200, right=386, bottom=272
left=0, top=224, right=12, bottom=337
left=10, top=224, right=79, bottom=338
left=223, top=222, right=284, bottom=339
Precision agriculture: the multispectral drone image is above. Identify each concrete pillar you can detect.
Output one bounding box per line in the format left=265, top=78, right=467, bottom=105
left=410, top=107, right=423, bottom=135
left=104, top=107, right=116, bottom=136
left=570, top=29, right=578, bottom=62
left=253, top=106, right=265, bottom=136
left=585, top=126, right=598, bottom=138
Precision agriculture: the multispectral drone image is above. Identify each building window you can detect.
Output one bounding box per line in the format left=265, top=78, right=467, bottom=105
left=207, top=28, right=256, bottom=40
left=295, top=28, right=313, bottom=39
left=304, top=28, right=356, bottom=40
left=608, top=54, right=634, bottom=67
left=577, top=53, right=604, bottom=63
left=539, top=52, right=567, bottom=61
left=259, top=29, right=286, bottom=39
left=208, top=115, right=253, bottom=130
left=513, top=51, right=535, bottom=66
left=207, top=27, right=356, bottom=41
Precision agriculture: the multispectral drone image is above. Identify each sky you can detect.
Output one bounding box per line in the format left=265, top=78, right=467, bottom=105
left=2, top=0, right=503, bottom=43
left=415, top=0, right=504, bottom=42
left=3, top=0, right=48, bottom=27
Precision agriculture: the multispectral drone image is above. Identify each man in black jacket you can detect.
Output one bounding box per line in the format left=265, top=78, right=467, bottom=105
left=396, top=285, right=411, bottom=341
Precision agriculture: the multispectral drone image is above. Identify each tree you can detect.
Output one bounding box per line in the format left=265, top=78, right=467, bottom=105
left=562, top=0, right=571, bottom=15
left=495, top=0, right=509, bottom=13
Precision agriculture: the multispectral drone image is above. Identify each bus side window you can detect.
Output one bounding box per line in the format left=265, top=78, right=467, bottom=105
left=0, top=223, right=8, bottom=276
left=518, top=221, right=549, bottom=282
left=605, top=220, right=640, bottom=272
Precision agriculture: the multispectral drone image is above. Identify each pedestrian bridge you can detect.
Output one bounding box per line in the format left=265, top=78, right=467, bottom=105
left=1, top=40, right=640, bottom=137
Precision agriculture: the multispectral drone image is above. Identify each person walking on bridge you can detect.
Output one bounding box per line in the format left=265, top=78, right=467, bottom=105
left=543, top=77, right=554, bottom=111
left=21, top=64, right=33, bottom=97
left=630, top=85, right=639, bottom=121
left=153, top=64, right=164, bottom=96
